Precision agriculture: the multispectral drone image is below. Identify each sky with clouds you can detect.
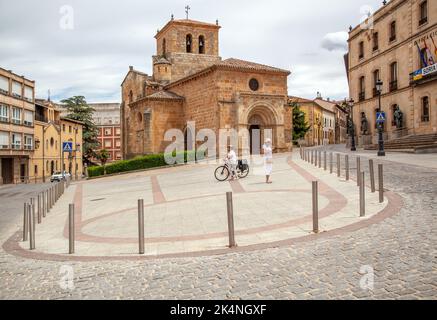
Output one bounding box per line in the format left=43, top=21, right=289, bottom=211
left=0, top=0, right=384, bottom=103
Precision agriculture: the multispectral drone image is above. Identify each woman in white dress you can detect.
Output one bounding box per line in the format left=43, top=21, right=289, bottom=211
left=262, top=139, right=273, bottom=184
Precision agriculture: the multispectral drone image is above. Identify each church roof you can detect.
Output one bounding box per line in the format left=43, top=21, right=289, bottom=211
left=216, top=58, right=291, bottom=75
left=146, top=90, right=184, bottom=101
left=155, top=19, right=220, bottom=38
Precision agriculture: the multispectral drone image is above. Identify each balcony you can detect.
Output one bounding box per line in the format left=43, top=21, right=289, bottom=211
left=0, top=116, right=9, bottom=123
left=359, top=92, right=365, bottom=102
left=373, top=88, right=379, bottom=97
left=389, top=35, right=396, bottom=42
left=11, top=119, right=21, bottom=125
left=24, top=145, right=33, bottom=150
left=35, top=114, right=48, bottom=123
left=11, top=144, right=21, bottom=150
left=421, top=115, right=430, bottom=123
left=389, top=80, right=398, bottom=92
left=410, top=64, right=437, bottom=85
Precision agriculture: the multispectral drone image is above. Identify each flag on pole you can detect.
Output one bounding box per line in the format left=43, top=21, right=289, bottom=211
left=422, top=39, right=435, bottom=66
left=416, top=41, right=428, bottom=68
left=430, top=35, right=437, bottom=60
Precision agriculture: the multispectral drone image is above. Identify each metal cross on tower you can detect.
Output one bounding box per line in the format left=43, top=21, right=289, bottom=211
left=185, top=5, right=190, bottom=19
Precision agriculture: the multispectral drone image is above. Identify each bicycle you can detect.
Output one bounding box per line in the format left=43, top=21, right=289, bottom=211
left=214, top=159, right=250, bottom=182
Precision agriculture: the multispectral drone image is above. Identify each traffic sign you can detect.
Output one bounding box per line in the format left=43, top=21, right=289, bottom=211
left=63, top=142, right=73, bottom=153
left=376, top=112, right=386, bottom=124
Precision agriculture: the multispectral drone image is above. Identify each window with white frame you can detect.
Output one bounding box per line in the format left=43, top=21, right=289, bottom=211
left=0, top=76, right=8, bottom=94
left=0, top=104, right=8, bottom=122
left=0, top=131, right=9, bottom=149
left=24, top=86, right=33, bottom=102
left=24, top=110, right=33, bottom=126
left=12, top=81, right=22, bottom=98
left=11, top=133, right=21, bottom=149
left=24, top=135, right=33, bottom=150
left=12, top=107, right=21, bottom=124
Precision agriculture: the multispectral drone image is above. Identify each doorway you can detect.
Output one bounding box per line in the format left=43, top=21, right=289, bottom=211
left=1, top=158, right=13, bottom=184
left=249, top=125, right=261, bottom=154
left=20, top=163, right=26, bottom=182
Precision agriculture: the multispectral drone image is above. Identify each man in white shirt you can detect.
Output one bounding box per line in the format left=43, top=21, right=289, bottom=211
left=227, top=145, right=238, bottom=180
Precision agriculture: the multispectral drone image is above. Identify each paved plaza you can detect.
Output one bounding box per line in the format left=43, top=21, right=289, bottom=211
left=0, top=147, right=436, bottom=299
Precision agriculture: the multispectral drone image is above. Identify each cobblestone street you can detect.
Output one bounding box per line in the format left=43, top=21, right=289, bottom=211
left=0, top=149, right=436, bottom=300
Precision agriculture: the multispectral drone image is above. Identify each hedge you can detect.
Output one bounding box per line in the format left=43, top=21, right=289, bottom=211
left=87, top=150, right=204, bottom=178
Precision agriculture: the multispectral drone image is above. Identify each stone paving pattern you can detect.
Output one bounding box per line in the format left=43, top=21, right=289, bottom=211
left=0, top=147, right=436, bottom=300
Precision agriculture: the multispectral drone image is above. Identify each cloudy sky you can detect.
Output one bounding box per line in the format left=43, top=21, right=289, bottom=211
left=0, top=0, right=383, bottom=103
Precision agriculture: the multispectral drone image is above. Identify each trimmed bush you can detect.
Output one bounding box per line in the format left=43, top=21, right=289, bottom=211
left=87, top=150, right=205, bottom=178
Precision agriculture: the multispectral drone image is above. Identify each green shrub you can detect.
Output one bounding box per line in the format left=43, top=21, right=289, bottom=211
left=87, top=150, right=205, bottom=178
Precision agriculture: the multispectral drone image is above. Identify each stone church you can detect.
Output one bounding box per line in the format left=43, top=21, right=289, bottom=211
left=121, top=17, right=293, bottom=159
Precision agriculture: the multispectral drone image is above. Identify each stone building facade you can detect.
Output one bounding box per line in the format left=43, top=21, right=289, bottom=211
left=348, top=0, right=436, bottom=146
left=121, top=18, right=293, bottom=158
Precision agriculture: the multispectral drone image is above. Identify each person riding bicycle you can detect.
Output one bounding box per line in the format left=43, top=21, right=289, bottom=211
left=227, top=145, right=238, bottom=180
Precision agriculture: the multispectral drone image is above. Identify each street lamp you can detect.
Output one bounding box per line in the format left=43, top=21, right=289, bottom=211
left=376, top=79, right=386, bottom=157
left=348, top=98, right=356, bottom=151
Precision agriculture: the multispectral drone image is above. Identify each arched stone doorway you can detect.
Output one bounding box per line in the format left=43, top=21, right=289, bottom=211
left=246, top=105, right=277, bottom=154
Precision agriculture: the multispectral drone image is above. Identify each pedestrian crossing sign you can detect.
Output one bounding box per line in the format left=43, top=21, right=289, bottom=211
left=63, top=142, right=73, bottom=153
left=376, top=112, right=386, bottom=124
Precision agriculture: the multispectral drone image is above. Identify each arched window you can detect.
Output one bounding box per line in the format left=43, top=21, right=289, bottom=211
left=186, top=34, right=192, bottom=53
left=390, top=62, right=398, bottom=91
left=162, top=38, right=166, bottom=55
left=199, top=35, right=205, bottom=54
left=422, top=96, right=430, bottom=122
left=373, top=69, right=380, bottom=97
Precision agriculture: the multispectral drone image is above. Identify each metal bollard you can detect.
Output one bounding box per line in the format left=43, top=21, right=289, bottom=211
left=315, top=150, right=318, bottom=167
left=378, top=164, right=384, bottom=203
left=324, top=151, right=327, bottom=171
left=226, top=192, right=237, bottom=248
left=330, top=153, right=333, bottom=174
left=42, top=191, right=46, bottom=218
left=369, top=159, right=376, bottom=193
left=29, top=203, right=35, bottom=250
left=311, top=150, right=314, bottom=164
left=337, top=153, right=341, bottom=177
left=345, top=155, right=350, bottom=181
left=360, top=172, right=365, bottom=217
left=69, top=204, right=75, bottom=254
left=138, top=199, right=145, bottom=255
left=312, top=181, right=319, bottom=233
left=37, top=193, right=42, bottom=224
left=357, top=157, right=361, bottom=187
left=318, top=150, right=322, bottom=168
left=23, top=203, right=29, bottom=241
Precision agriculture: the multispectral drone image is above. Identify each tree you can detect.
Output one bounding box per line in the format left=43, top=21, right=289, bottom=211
left=292, top=102, right=310, bottom=144
left=96, top=149, right=110, bottom=174
left=61, top=96, right=99, bottom=164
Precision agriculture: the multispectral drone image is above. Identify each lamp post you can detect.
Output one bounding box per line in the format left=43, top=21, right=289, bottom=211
left=348, top=98, right=356, bottom=151
left=376, top=79, right=385, bottom=157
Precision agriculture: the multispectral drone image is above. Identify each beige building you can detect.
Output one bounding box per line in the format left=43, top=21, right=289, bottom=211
left=0, top=68, right=35, bottom=184
left=31, top=100, right=84, bottom=183
left=348, top=0, right=437, bottom=146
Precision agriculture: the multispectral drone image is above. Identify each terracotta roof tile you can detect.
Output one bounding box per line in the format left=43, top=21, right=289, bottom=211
left=146, top=90, right=184, bottom=100
left=216, top=58, right=291, bottom=74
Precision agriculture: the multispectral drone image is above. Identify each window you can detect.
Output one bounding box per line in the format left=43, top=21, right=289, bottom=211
left=0, top=104, right=8, bottom=122
left=390, top=62, right=398, bottom=92
left=373, top=32, right=379, bottom=51
left=11, top=133, right=21, bottom=149
left=115, top=128, right=121, bottom=136
left=359, top=76, right=365, bottom=101
left=162, top=38, right=166, bottom=55
left=419, top=1, right=428, bottom=26
left=199, top=35, right=205, bottom=54
left=12, top=81, right=22, bottom=98
left=0, top=131, right=9, bottom=149
left=50, top=137, right=54, bottom=147
left=373, top=70, right=380, bottom=97
left=24, top=135, right=33, bottom=150
left=34, top=165, right=38, bottom=174
left=104, top=128, right=112, bottom=136
left=129, top=90, right=133, bottom=103
left=115, top=139, right=121, bottom=148
left=249, top=78, right=260, bottom=91
left=390, top=21, right=397, bottom=42
left=186, top=34, right=192, bottom=53
left=24, top=110, right=33, bottom=126
left=104, top=140, right=111, bottom=148
left=69, top=125, right=72, bottom=133
left=24, top=86, right=33, bottom=102
left=359, top=41, right=364, bottom=59
left=422, top=96, right=430, bottom=122
left=0, top=75, right=8, bottom=94
left=12, top=107, right=21, bottom=124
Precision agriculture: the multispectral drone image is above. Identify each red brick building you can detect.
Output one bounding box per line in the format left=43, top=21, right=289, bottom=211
left=90, top=103, right=122, bottom=162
